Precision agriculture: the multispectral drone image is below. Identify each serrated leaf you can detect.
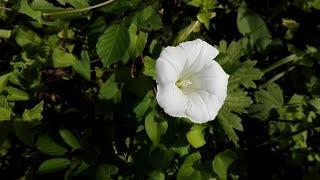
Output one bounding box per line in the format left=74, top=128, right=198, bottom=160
left=22, top=101, right=44, bottom=122
left=212, top=149, right=238, bottom=180
left=186, top=124, right=208, bottom=148
left=37, top=158, right=70, bottom=175
left=6, top=87, right=30, bottom=101
left=177, top=152, right=210, bottom=180
left=0, top=108, right=11, bottom=121
left=132, top=6, right=163, bottom=31
left=218, top=108, right=243, bottom=144
left=143, top=56, right=156, bottom=80
left=19, top=0, right=42, bottom=23
left=127, top=24, right=148, bottom=61
left=36, top=134, right=67, bottom=156
left=96, top=24, right=130, bottom=67
left=145, top=111, right=168, bottom=145
left=249, top=83, right=284, bottom=120
left=232, top=60, right=263, bottom=88
left=59, top=129, right=81, bottom=150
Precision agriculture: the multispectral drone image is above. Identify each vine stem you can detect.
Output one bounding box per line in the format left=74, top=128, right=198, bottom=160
left=0, top=7, right=12, bottom=11
left=42, top=0, right=114, bottom=17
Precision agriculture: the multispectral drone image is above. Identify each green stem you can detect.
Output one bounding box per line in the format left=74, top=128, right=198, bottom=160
left=42, top=0, right=114, bottom=17
left=263, top=54, right=302, bottom=74
left=261, top=66, right=295, bottom=88
left=0, top=7, right=12, bottom=11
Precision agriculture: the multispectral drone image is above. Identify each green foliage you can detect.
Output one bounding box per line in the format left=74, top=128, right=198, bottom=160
left=212, top=149, right=238, bottom=180
left=0, top=0, right=319, bottom=179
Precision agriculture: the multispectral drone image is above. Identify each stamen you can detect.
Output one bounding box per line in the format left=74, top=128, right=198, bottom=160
left=176, top=79, right=193, bottom=88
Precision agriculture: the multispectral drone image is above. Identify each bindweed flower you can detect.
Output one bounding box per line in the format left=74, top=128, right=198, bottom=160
left=156, top=39, right=229, bottom=123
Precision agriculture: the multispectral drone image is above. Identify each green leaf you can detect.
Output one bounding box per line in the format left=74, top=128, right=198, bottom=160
left=36, top=134, right=67, bottom=156
left=73, top=50, right=91, bottom=81
left=52, top=48, right=77, bottom=68
left=232, top=60, right=263, bottom=88
left=174, top=21, right=201, bottom=45
left=133, top=90, right=154, bottom=118
left=37, top=158, right=71, bottom=175
left=0, top=29, right=11, bottom=39
left=98, top=74, right=121, bottom=103
left=145, top=111, right=168, bottom=145
left=59, top=129, right=81, bottom=150
left=95, top=164, right=118, bottom=180
left=249, top=83, right=284, bottom=120
left=143, top=56, right=156, bottom=80
left=127, top=24, right=148, bottom=61
left=19, top=0, right=42, bottom=23
left=186, top=124, right=208, bottom=148
left=6, top=87, right=30, bottom=101
left=132, top=6, right=163, bottom=31
left=237, top=2, right=271, bottom=51
left=212, top=149, right=238, bottom=180
left=22, top=101, right=44, bottom=122
left=0, top=73, right=11, bottom=93
left=0, top=108, right=11, bottom=121
left=177, top=152, right=210, bottom=180
left=148, top=170, right=165, bottom=180
left=15, top=28, right=42, bottom=47
left=218, top=108, right=243, bottom=144
left=96, top=24, right=130, bottom=67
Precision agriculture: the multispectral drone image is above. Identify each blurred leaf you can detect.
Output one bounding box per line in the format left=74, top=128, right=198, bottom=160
left=148, top=170, right=165, bottom=180
left=22, top=101, right=44, bottom=122
left=145, top=111, right=168, bottom=145
left=15, top=28, right=42, bottom=47
left=134, top=90, right=154, bottom=118
left=186, top=124, right=208, bottom=148
left=52, top=48, right=77, bottom=68
left=0, top=29, right=11, bottom=39
left=19, top=0, right=42, bottom=23
left=143, top=56, right=156, bottom=80
left=174, top=21, right=201, bottom=45
left=95, top=164, right=118, bottom=180
left=0, top=108, right=11, bottom=121
left=212, top=149, right=238, bottom=180
left=98, top=74, right=121, bottom=103
left=37, top=158, right=71, bottom=175
left=237, top=3, right=271, bottom=51
left=36, top=134, right=67, bottom=156
left=0, top=73, right=11, bottom=93
left=96, top=24, right=130, bottom=67
left=73, top=50, right=91, bottom=81
left=59, top=129, right=81, bottom=150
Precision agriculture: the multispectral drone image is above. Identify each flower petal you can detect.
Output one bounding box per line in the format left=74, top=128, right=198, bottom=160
left=156, top=83, right=188, bottom=117
left=179, top=39, right=219, bottom=78
left=189, top=60, right=229, bottom=102
left=185, top=90, right=223, bottom=123
left=156, top=46, right=187, bottom=83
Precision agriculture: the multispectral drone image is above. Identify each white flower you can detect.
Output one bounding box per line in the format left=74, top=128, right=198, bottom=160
left=156, top=39, right=229, bottom=123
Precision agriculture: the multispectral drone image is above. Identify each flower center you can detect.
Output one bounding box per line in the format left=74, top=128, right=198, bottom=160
left=176, top=79, right=192, bottom=88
